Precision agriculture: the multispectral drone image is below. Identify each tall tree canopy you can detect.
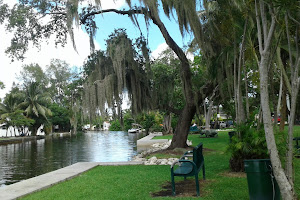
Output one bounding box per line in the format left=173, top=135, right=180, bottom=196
left=82, top=29, right=152, bottom=124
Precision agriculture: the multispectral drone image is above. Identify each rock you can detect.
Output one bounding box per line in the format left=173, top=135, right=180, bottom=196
left=152, top=143, right=160, bottom=148
left=160, top=159, right=168, bottom=165
left=148, top=156, right=157, bottom=164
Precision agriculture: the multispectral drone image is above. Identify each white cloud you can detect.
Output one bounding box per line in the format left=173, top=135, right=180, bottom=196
left=151, top=43, right=169, bottom=60
left=151, top=42, right=194, bottom=61
left=3, top=0, right=17, bottom=8
left=81, top=0, right=126, bottom=9
left=0, top=24, right=100, bottom=99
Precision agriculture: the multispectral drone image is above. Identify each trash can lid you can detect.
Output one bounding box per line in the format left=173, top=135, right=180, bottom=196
left=244, top=159, right=273, bottom=173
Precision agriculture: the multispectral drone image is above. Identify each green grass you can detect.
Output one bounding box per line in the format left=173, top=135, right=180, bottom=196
left=21, top=129, right=300, bottom=199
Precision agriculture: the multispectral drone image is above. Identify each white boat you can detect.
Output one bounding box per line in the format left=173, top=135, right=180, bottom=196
left=128, top=128, right=140, bottom=133
left=128, top=123, right=142, bottom=133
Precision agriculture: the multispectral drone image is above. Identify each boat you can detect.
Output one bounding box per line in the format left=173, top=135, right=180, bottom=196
left=128, top=128, right=140, bottom=133
left=128, top=123, right=143, bottom=133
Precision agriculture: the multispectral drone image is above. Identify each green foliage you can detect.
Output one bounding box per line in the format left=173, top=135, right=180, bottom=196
left=143, top=113, right=155, bottom=131
left=136, top=112, right=155, bottom=133
left=49, top=103, right=71, bottom=132
left=123, top=111, right=134, bottom=131
left=151, top=49, right=184, bottom=111
left=0, top=81, right=4, bottom=90
left=92, top=116, right=104, bottom=129
left=20, top=82, right=52, bottom=135
left=227, top=123, right=268, bottom=172
left=18, top=63, right=48, bottom=88
left=150, top=123, right=164, bottom=132
left=109, top=120, right=121, bottom=131
left=171, top=114, right=179, bottom=130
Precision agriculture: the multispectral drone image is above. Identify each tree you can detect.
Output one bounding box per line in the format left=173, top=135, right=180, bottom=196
left=254, top=0, right=297, bottom=198
left=18, top=63, right=49, bottom=88
left=49, top=103, right=71, bottom=132
left=2, top=0, right=206, bottom=149
left=0, top=81, right=4, bottom=90
left=151, top=48, right=183, bottom=134
left=82, top=30, right=152, bottom=129
left=20, top=82, right=52, bottom=136
left=46, top=59, right=73, bottom=104
left=0, top=93, right=22, bottom=136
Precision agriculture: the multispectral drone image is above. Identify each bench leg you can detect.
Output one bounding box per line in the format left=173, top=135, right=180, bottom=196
left=195, top=174, right=200, bottom=196
left=171, top=175, right=176, bottom=196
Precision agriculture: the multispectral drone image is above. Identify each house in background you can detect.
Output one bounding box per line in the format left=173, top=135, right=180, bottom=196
left=103, top=121, right=111, bottom=131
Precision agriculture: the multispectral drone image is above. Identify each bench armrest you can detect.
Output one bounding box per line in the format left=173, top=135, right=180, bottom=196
left=180, top=150, right=193, bottom=160
left=171, top=159, right=197, bottom=171
left=171, top=160, right=180, bottom=169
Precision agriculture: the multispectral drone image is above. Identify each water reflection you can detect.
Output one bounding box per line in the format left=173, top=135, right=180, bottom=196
left=0, top=131, right=146, bottom=187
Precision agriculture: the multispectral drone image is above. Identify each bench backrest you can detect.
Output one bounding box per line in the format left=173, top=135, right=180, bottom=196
left=193, top=143, right=204, bottom=169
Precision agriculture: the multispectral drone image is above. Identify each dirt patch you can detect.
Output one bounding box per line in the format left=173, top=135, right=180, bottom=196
left=152, top=179, right=210, bottom=198
left=220, top=171, right=246, bottom=178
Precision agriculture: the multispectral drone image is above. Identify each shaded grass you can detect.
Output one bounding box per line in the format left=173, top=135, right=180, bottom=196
left=21, top=129, right=300, bottom=199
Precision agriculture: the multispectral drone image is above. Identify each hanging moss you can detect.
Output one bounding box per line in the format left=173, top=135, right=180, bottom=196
left=82, top=29, right=152, bottom=123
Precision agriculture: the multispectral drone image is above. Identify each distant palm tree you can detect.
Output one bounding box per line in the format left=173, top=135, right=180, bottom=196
left=20, top=82, right=52, bottom=136
left=0, top=93, right=22, bottom=136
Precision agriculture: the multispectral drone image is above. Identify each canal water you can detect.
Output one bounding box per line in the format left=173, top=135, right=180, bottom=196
left=0, top=131, right=145, bottom=187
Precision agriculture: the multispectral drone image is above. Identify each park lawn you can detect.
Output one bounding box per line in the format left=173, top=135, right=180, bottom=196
left=21, top=129, right=299, bottom=199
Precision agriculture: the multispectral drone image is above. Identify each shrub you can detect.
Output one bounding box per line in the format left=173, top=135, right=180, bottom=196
left=123, top=114, right=134, bottom=131
left=227, top=122, right=268, bottom=172
left=109, top=120, right=121, bottom=131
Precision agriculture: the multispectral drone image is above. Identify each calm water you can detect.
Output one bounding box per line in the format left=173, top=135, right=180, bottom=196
left=0, top=131, right=145, bottom=187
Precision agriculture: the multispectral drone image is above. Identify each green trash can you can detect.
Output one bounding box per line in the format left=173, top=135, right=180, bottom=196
left=244, top=159, right=280, bottom=200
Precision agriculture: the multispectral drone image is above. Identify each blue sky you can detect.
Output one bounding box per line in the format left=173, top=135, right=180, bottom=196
left=0, top=0, right=193, bottom=98
left=92, top=9, right=192, bottom=52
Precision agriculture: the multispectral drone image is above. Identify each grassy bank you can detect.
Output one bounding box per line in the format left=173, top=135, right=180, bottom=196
left=22, top=129, right=299, bottom=199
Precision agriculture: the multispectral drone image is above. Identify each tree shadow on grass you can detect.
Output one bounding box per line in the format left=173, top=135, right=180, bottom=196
left=152, top=179, right=210, bottom=198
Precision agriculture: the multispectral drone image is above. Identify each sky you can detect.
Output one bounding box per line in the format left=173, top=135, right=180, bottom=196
left=0, top=0, right=193, bottom=98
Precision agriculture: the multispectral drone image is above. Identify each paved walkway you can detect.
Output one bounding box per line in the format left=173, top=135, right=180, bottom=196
left=137, top=132, right=169, bottom=147
left=0, top=161, right=143, bottom=200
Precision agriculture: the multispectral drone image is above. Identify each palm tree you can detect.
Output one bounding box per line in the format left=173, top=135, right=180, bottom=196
left=0, top=93, right=22, bottom=136
left=20, top=82, right=52, bottom=136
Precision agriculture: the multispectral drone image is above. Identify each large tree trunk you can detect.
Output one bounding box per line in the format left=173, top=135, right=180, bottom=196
left=169, top=104, right=196, bottom=148
left=255, top=1, right=294, bottom=199
left=150, top=12, right=195, bottom=149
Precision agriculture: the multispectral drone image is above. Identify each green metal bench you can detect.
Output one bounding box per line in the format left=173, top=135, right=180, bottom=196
left=170, top=143, right=205, bottom=196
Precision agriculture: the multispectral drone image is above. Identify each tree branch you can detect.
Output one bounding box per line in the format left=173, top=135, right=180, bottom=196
left=255, top=0, right=263, bottom=54
left=80, top=8, right=144, bottom=24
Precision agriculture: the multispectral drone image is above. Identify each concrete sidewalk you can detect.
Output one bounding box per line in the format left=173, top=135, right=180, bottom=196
left=137, top=132, right=169, bottom=147
left=0, top=161, right=143, bottom=200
